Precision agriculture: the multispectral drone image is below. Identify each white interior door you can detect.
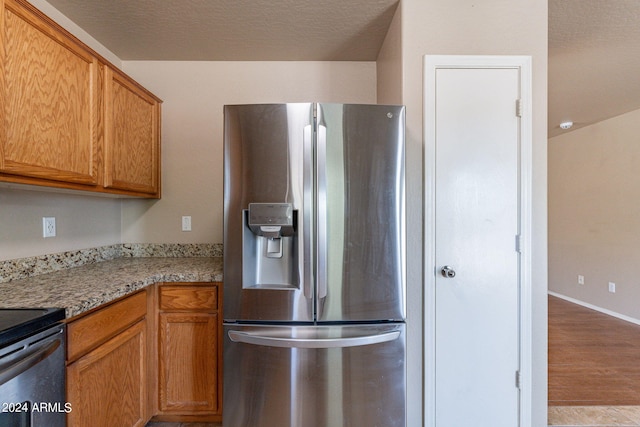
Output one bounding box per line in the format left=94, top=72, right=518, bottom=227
left=424, top=56, right=531, bottom=427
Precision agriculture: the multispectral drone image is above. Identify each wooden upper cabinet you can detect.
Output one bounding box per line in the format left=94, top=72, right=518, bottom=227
left=0, top=0, right=161, bottom=197
left=104, top=67, right=161, bottom=197
left=0, top=0, right=100, bottom=185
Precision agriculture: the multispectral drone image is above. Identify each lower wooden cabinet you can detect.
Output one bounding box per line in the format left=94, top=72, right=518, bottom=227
left=66, top=290, right=148, bottom=427
left=155, top=283, right=222, bottom=422
left=67, top=320, right=147, bottom=427
left=65, top=283, right=222, bottom=425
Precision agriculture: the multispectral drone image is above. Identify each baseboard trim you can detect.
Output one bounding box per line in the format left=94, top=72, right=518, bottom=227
left=548, top=291, right=640, bottom=326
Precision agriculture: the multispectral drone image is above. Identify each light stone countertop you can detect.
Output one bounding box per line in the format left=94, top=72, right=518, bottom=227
left=0, top=257, right=223, bottom=318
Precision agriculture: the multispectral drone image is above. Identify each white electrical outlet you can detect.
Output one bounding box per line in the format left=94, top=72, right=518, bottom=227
left=182, top=216, right=192, bottom=232
left=578, top=275, right=585, bottom=285
left=608, top=282, right=616, bottom=293
left=43, top=217, right=56, bottom=238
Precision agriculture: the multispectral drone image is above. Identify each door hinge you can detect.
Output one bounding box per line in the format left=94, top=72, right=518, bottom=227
left=516, top=99, right=523, bottom=117
left=515, top=234, right=522, bottom=253
left=515, top=370, right=521, bottom=388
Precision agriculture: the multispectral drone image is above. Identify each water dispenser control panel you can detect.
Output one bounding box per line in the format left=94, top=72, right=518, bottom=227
left=247, top=203, right=294, bottom=238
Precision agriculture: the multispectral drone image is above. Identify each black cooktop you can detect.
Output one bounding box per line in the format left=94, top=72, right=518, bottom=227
left=0, top=308, right=65, bottom=348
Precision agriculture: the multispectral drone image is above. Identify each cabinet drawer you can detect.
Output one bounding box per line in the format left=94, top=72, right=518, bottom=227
left=159, top=285, right=218, bottom=311
left=67, top=290, right=147, bottom=362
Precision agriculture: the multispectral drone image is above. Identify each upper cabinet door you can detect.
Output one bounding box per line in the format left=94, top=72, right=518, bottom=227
left=0, top=0, right=100, bottom=185
left=104, top=68, right=161, bottom=197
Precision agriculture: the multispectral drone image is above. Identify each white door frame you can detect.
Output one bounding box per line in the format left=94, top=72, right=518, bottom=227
left=423, top=55, right=533, bottom=427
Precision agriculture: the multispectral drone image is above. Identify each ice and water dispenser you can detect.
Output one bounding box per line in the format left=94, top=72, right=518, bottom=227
left=242, top=203, right=299, bottom=289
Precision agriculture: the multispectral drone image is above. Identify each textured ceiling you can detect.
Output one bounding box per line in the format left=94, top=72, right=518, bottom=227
left=44, top=0, right=639, bottom=137
left=43, top=0, right=399, bottom=61
left=549, top=0, right=640, bottom=137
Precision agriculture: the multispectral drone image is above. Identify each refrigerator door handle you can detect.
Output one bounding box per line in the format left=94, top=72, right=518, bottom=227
left=303, top=124, right=314, bottom=300
left=316, top=123, right=328, bottom=299
left=227, top=329, right=400, bottom=349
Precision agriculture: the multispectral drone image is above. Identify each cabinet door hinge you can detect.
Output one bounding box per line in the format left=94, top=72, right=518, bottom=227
left=515, top=370, right=521, bottom=389
left=516, top=99, right=523, bottom=117
left=515, top=234, right=522, bottom=253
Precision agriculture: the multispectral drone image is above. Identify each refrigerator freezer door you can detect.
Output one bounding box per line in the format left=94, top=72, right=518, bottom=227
left=316, top=103, right=406, bottom=322
left=223, top=324, right=406, bottom=427
left=224, top=103, right=314, bottom=322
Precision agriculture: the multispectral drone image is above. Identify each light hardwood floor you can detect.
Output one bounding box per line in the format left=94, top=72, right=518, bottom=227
left=549, top=295, right=640, bottom=426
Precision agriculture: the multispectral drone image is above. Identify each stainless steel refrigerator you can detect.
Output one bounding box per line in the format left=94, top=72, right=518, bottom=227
left=223, top=103, right=406, bottom=427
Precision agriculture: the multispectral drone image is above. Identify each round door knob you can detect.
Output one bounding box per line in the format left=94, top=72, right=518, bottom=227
left=441, top=266, right=456, bottom=278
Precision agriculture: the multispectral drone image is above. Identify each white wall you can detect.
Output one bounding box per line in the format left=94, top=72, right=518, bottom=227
left=0, top=60, right=376, bottom=261
left=396, top=0, right=548, bottom=425
left=549, top=108, right=640, bottom=319
left=0, top=188, right=121, bottom=260
left=377, top=7, right=403, bottom=105
left=120, top=61, right=377, bottom=244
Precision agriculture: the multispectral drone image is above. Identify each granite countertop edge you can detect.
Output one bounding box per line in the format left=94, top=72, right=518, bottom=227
left=0, top=257, right=224, bottom=319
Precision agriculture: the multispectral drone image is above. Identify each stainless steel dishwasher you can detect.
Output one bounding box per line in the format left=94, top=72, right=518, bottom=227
left=0, top=308, right=67, bottom=427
